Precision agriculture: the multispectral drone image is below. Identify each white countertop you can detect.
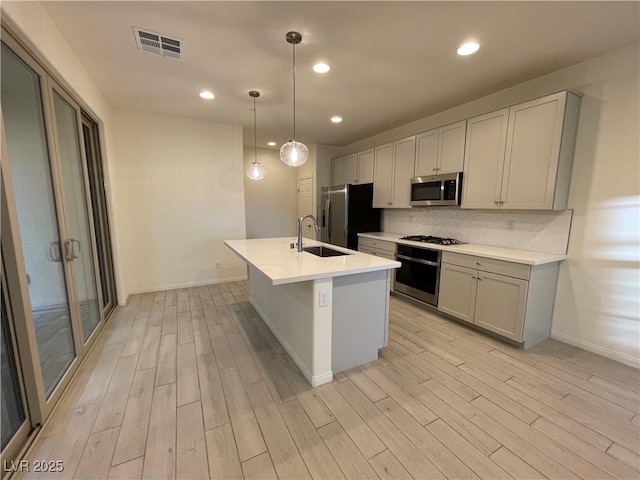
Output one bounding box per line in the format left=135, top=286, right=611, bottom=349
left=358, top=232, right=566, bottom=265
left=225, top=237, right=400, bottom=285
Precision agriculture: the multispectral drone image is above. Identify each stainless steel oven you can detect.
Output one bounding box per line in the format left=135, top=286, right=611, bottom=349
left=394, top=244, right=441, bottom=306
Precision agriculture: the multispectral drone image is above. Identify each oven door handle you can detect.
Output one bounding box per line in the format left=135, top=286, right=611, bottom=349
left=395, top=254, right=440, bottom=267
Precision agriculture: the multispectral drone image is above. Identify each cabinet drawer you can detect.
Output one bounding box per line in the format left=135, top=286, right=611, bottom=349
left=358, top=245, right=375, bottom=255
left=358, top=237, right=396, bottom=253
left=442, top=252, right=530, bottom=280
left=373, top=251, right=395, bottom=261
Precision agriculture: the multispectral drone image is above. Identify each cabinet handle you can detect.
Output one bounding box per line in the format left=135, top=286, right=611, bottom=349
left=494, top=201, right=499, bottom=205
left=476, top=262, right=481, bottom=266
left=478, top=277, right=483, bottom=281
left=472, top=276, right=476, bottom=279
left=499, top=201, right=505, bottom=205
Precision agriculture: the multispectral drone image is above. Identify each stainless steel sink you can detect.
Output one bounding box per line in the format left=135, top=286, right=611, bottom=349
left=303, top=246, right=350, bottom=257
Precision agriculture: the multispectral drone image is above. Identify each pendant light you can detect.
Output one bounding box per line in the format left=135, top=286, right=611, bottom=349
left=246, top=90, right=266, bottom=181
left=280, top=31, right=309, bottom=167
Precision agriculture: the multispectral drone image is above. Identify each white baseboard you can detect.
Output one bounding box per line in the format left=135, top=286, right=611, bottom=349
left=249, top=297, right=333, bottom=387
left=551, top=332, right=640, bottom=369
left=128, top=275, right=248, bottom=296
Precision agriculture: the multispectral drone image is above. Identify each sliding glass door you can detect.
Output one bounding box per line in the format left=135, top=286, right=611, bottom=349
left=51, top=89, right=103, bottom=342
left=1, top=42, right=78, bottom=398
left=0, top=27, right=116, bottom=462
left=82, top=114, right=117, bottom=319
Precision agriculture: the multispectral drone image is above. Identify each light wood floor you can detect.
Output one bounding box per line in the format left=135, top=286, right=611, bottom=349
left=18, top=281, right=640, bottom=479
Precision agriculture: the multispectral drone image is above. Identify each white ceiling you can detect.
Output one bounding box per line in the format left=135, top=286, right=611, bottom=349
left=40, top=1, right=639, bottom=148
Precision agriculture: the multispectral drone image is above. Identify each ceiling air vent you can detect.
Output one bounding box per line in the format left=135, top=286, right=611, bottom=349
left=133, top=27, right=182, bottom=59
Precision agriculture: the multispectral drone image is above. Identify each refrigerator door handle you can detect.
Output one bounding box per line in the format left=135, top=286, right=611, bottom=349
left=325, top=198, right=331, bottom=242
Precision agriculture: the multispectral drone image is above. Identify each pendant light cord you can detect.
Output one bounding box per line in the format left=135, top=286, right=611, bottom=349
left=253, top=96, right=258, bottom=165
left=292, top=41, right=296, bottom=141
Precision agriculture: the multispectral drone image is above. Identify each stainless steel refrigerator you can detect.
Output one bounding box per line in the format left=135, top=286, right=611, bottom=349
left=320, top=183, right=381, bottom=250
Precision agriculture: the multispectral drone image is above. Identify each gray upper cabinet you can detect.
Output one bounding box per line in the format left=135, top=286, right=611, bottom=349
left=462, top=90, right=581, bottom=210
left=357, top=148, right=375, bottom=184
left=373, top=136, right=415, bottom=208
left=461, top=108, right=510, bottom=209
left=332, top=149, right=374, bottom=185
left=331, top=157, right=345, bottom=185
left=415, top=120, right=466, bottom=176
left=342, top=153, right=358, bottom=184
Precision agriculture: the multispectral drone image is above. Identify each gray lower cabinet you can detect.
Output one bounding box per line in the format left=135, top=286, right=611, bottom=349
left=438, top=251, right=559, bottom=347
left=358, top=237, right=396, bottom=291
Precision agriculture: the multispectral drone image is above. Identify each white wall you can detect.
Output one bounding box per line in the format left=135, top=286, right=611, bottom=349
left=112, top=109, right=247, bottom=294
left=243, top=147, right=297, bottom=239
left=552, top=52, right=639, bottom=367
left=340, top=44, right=640, bottom=367
left=3, top=1, right=126, bottom=303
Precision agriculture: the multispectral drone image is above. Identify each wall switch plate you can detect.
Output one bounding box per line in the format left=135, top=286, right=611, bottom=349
left=319, top=290, right=330, bottom=307
left=507, top=220, right=515, bottom=230
left=215, top=261, right=221, bottom=269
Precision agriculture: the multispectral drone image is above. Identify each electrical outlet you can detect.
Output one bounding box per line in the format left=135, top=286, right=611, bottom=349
left=507, top=220, right=515, bottom=230
left=215, top=261, right=221, bottom=269
left=319, top=290, right=329, bottom=307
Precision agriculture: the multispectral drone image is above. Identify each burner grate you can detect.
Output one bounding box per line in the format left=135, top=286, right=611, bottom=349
left=400, top=235, right=462, bottom=245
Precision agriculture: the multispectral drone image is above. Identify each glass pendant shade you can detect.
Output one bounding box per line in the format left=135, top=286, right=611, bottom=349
left=281, top=31, right=308, bottom=168
left=246, top=161, right=266, bottom=181
left=280, top=140, right=309, bottom=167
left=246, top=90, right=265, bottom=181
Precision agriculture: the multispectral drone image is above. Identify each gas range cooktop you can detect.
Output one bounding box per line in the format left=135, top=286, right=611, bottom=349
left=400, top=235, right=463, bottom=246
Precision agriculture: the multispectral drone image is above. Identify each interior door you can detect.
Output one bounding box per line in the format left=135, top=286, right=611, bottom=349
left=296, top=176, right=314, bottom=239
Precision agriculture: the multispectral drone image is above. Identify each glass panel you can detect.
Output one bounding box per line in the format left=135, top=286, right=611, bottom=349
left=52, top=92, right=101, bottom=341
left=1, top=278, right=27, bottom=450
left=1, top=43, right=76, bottom=397
left=412, top=182, right=442, bottom=201
left=82, top=120, right=116, bottom=318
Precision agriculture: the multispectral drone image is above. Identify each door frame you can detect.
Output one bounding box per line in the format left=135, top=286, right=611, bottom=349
left=0, top=263, right=36, bottom=474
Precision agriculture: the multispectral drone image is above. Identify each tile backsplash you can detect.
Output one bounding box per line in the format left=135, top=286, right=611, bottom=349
left=383, top=208, right=573, bottom=255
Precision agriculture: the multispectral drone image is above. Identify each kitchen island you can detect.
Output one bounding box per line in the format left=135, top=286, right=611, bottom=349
left=224, top=237, right=400, bottom=386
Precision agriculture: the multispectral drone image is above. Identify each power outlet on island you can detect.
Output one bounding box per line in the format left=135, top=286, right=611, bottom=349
left=319, top=290, right=330, bottom=307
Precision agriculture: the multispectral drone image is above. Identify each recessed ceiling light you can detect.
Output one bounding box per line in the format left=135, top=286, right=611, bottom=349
left=457, top=41, right=480, bottom=56
left=313, top=63, right=331, bottom=73
left=331, top=116, right=343, bottom=124
left=267, top=141, right=277, bottom=147
left=199, top=90, right=215, bottom=99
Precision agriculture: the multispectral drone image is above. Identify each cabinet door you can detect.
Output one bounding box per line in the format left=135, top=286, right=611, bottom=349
left=439, top=120, right=466, bottom=174
left=438, top=263, right=477, bottom=324
left=358, top=245, right=375, bottom=255
left=373, top=143, right=393, bottom=208
left=357, top=149, right=375, bottom=184
left=332, top=157, right=345, bottom=185
left=474, top=271, right=527, bottom=342
left=343, top=153, right=358, bottom=184
left=391, top=136, right=415, bottom=208
left=415, top=129, right=438, bottom=176
left=501, top=93, right=566, bottom=209
left=461, top=109, right=509, bottom=209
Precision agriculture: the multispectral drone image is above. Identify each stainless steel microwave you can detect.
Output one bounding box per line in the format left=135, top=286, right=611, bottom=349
left=410, top=172, right=462, bottom=206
